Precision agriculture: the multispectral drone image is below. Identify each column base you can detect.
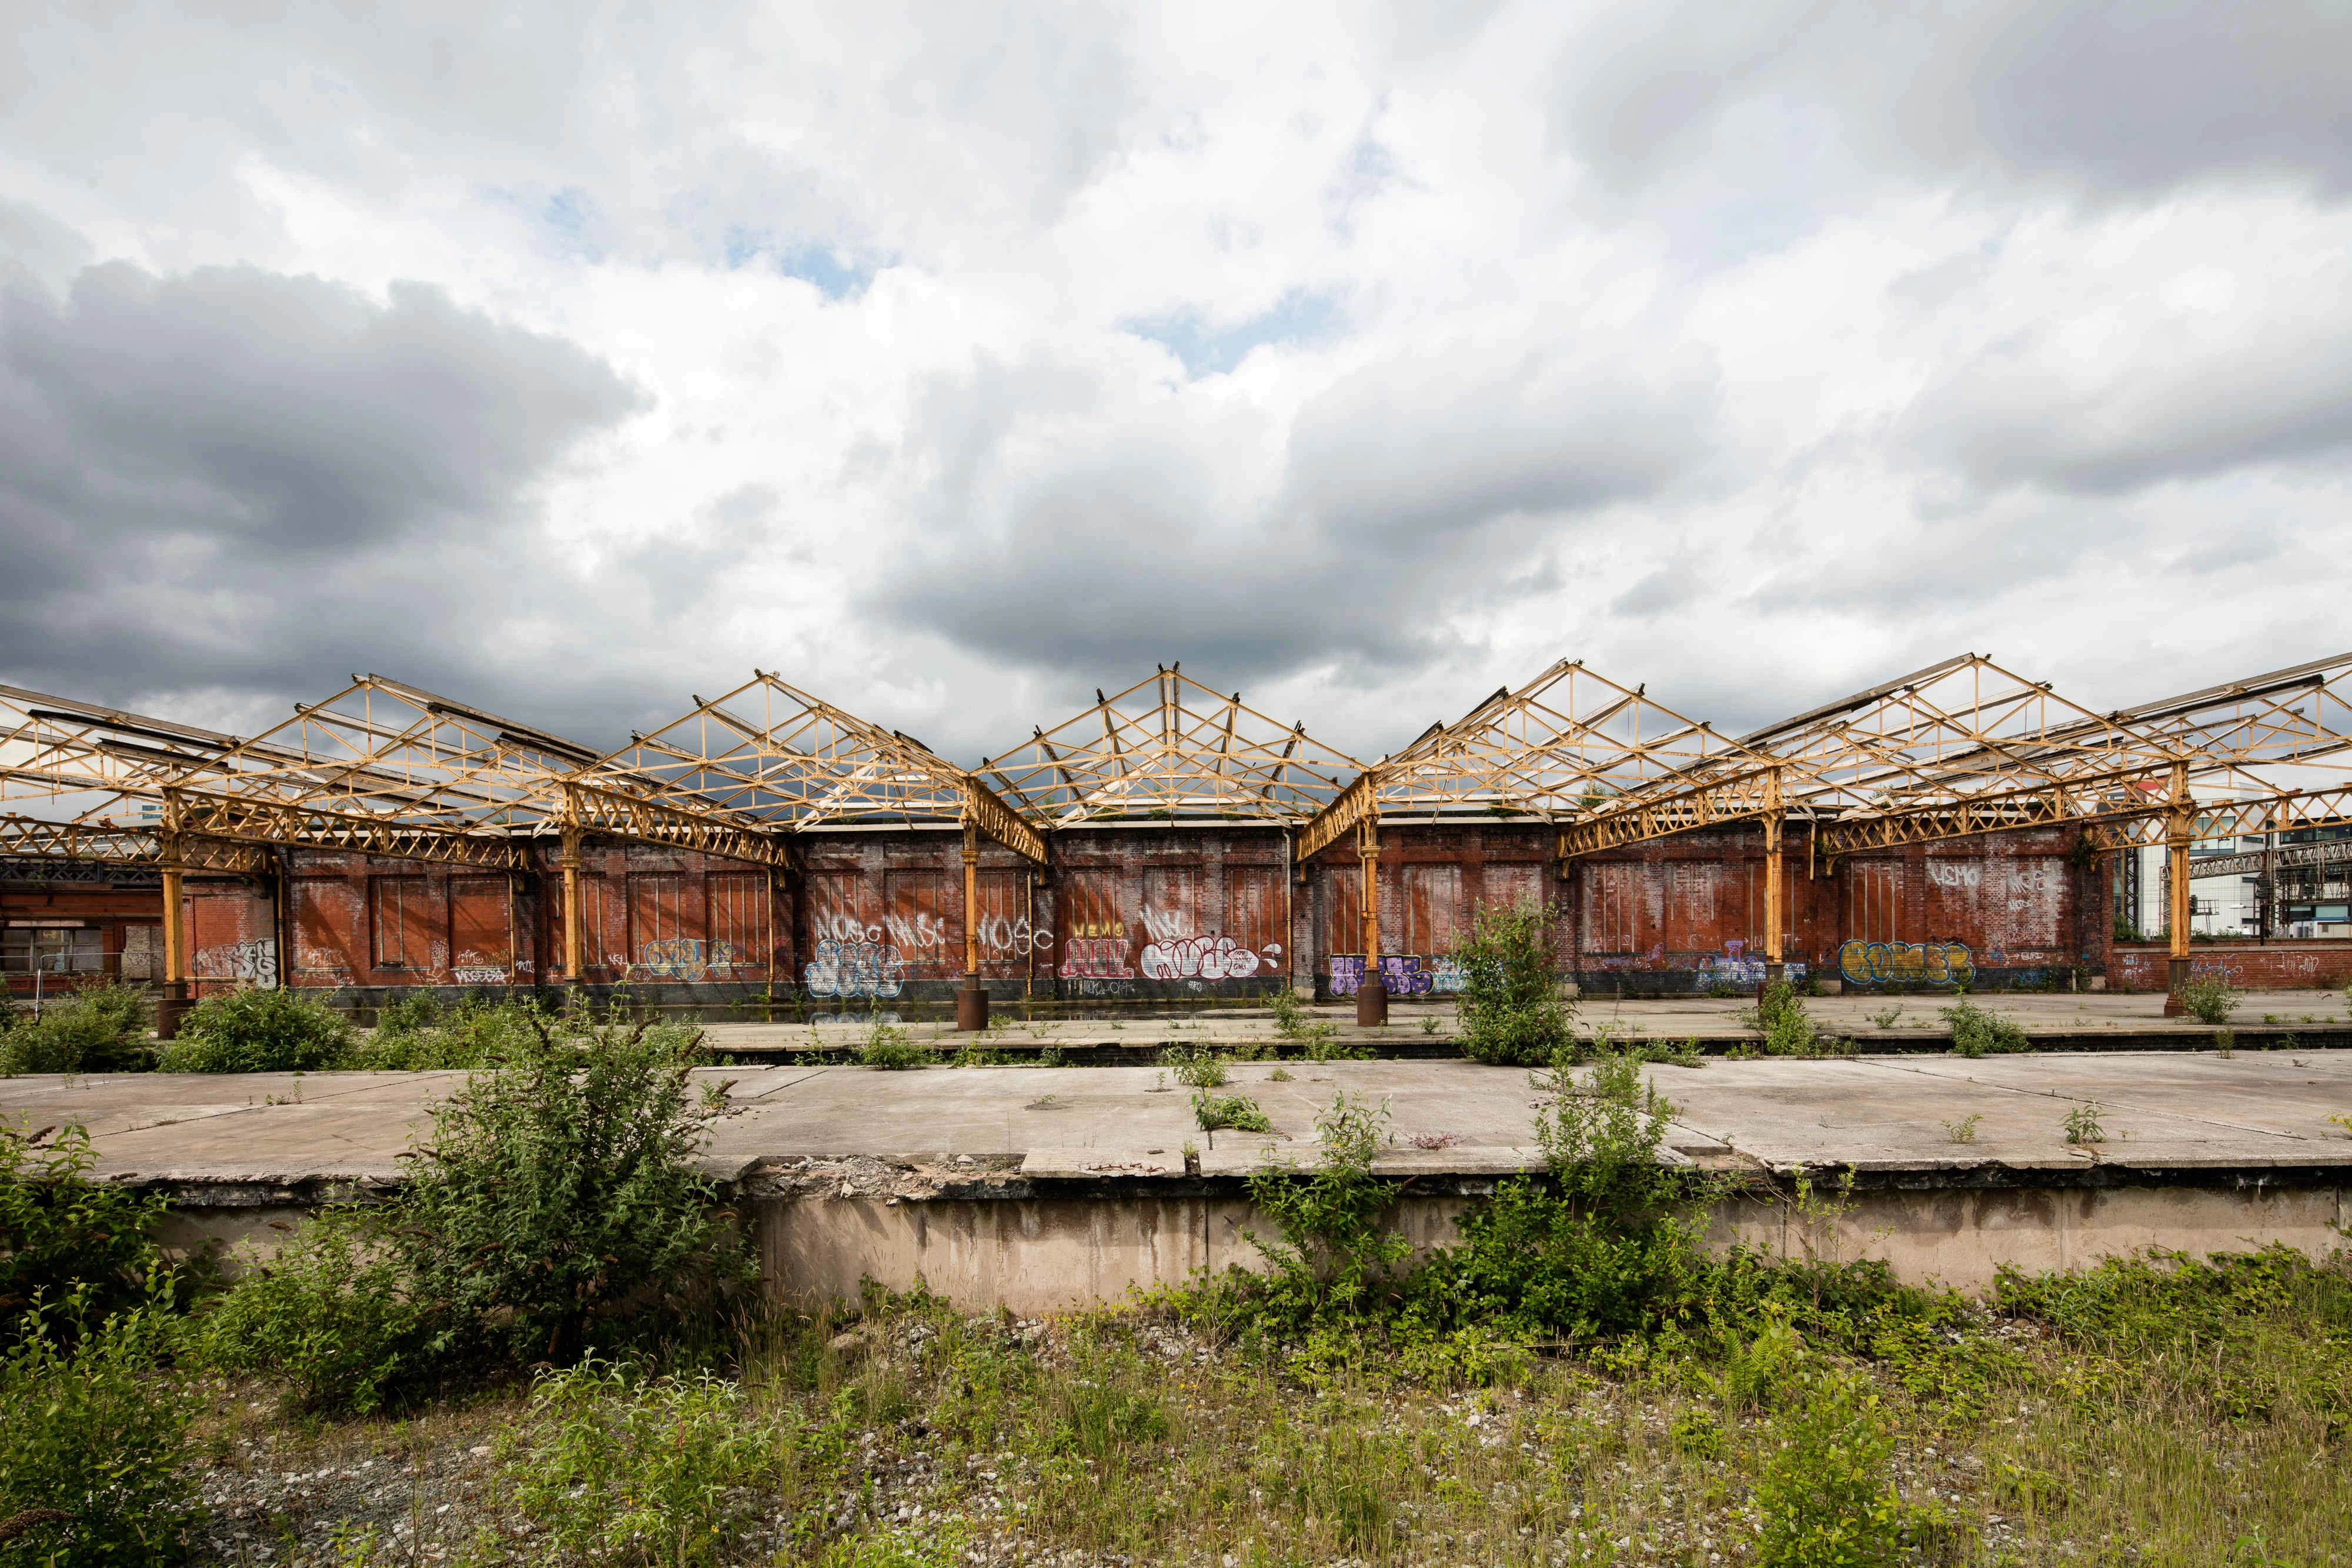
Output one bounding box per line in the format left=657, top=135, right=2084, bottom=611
left=956, top=980, right=990, bottom=1032
left=155, top=981, right=193, bottom=1041
left=1356, top=977, right=1388, bottom=1028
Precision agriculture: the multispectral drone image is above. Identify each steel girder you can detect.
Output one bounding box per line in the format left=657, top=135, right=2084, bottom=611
left=986, top=665, right=1359, bottom=834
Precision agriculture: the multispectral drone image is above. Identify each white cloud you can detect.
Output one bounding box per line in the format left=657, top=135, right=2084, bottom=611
left=2, top=0, right=2349, bottom=764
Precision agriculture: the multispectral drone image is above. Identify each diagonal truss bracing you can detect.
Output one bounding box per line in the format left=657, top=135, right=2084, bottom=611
left=573, top=673, right=1045, bottom=863
left=983, top=666, right=1361, bottom=832
left=1297, top=659, right=1763, bottom=860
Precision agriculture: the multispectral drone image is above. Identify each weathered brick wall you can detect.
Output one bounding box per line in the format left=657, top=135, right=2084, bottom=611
left=1, top=870, right=169, bottom=995
left=186, top=876, right=279, bottom=995
left=2112, top=942, right=2352, bottom=992
left=1040, top=825, right=1292, bottom=1001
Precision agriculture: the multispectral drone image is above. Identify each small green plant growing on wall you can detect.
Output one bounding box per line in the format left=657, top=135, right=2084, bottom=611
left=2178, top=972, right=2240, bottom=1025
left=2064, top=1101, right=2107, bottom=1145
left=1942, top=1113, right=1982, bottom=1144
left=1740, top=980, right=1824, bottom=1056
left=1450, top=903, right=1571, bottom=1065
left=1161, top=1045, right=1229, bottom=1087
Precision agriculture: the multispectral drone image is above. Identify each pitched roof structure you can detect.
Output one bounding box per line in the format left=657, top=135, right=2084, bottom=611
left=978, top=665, right=1361, bottom=829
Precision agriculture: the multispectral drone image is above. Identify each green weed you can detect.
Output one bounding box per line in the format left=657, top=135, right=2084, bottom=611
left=158, top=987, right=351, bottom=1073
left=1941, top=999, right=2030, bottom=1057
left=1451, top=902, right=1573, bottom=1065
left=1192, top=1091, right=1272, bottom=1133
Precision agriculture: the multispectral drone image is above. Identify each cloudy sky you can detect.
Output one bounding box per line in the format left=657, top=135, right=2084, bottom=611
left=4, top=2, right=2349, bottom=765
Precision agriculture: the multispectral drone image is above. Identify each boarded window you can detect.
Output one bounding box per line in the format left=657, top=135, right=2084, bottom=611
left=1141, top=865, right=1204, bottom=945
left=1328, top=869, right=1365, bottom=956
left=1583, top=862, right=1640, bottom=954
left=883, top=870, right=950, bottom=969
left=972, top=868, right=1027, bottom=972
left=1398, top=863, right=1462, bottom=956
left=577, top=874, right=622, bottom=973
left=449, top=878, right=512, bottom=980
left=371, top=878, right=433, bottom=970
left=805, top=870, right=877, bottom=947
left=1224, top=865, right=1285, bottom=964
left=292, top=881, right=362, bottom=978
left=1846, top=861, right=1905, bottom=944
left=1057, top=870, right=1132, bottom=977
left=1480, top=862, right=1544, bottom=918
left=707, top=872, right=768, bottom=977
left=1662, top=862, right=1730, bottom=952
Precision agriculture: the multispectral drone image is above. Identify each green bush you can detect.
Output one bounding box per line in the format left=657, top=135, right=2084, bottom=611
left=1449, top=903, right=1571, bottom=1065
left=198, top=1015, right=738, bottom=1406
left=1740, top=981, right=1826, bottom=1056
left=1940, top=999, right=2029, bottom=1057
left=343, top=996, right=546, bottom=1071
left=857, top=1021, right=928, bottom=1069
left=0, top=1308, right=195, bottom=1568
left=193, top=1207, right=424, bottom=1416
left=503, top=1359, right=791, bottom=1568
left=0, top=983, right=152, bottom=1076
left=1192, top=1091, right=1272, bottom=1132
left=157, top=987, right=350, bottom=1072
left=2177, top=971, right=2240, bottom=1025
left=1161, top=1045, right=1228, bottom=1087
left=1753, top=1370, right=1939, bottom=1567
left=0, top=1125, right=179, bottom=1346
left=1237, top=1093, right=1408, bottom=1325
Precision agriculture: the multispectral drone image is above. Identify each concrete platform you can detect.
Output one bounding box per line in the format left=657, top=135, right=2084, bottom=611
left=6, top=1050, right=2348, bottom=1306
left=690, top=987, right=2352, bottom=1060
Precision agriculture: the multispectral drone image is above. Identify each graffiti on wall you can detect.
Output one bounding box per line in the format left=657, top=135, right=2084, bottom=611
left=979, top=915, right=1053, bottom=958
left=194, top=938, right=278, bottom=988
left=1696, top=941, right=1806, bottom=988
left=804, top=938, right=904, bottom=999
left=1328, top=954, right=1467, bottom=996
left=1058, top=922, right=1134, bottom=980
left=1141, top=934, right=1276, bottom=979
left=1838, top=939, right=1975, bottom=987
left=626, top=939, right=751, bottom=982
left=452, top=966, right=509, bottom=985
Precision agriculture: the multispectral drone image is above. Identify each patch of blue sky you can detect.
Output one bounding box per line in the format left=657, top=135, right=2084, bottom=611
left=486, top=185, right=607, bottom=262
left=1125, top=290, right=1343, bottom=378
left=723, top=228, right=874, bottom=299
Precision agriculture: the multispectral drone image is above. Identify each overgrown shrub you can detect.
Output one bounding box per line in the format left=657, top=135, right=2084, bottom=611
left=1192, top=1091, right=1271, bottom=1132
left=858, top=1021, right=929, bottom=1069
left=194, top=1207, right=423, bottom=1415
left=199, top=1015, right=741, bottom=1407
left=395, top=1017, right=744, bottom=1364
left=503, top=1359, right=791, bottom=1568
left=1940, top=999, right=2029, bottom=1058
left=0, top=983, right=152, bottom=1075
left=2177, top=971, right=2240, bottom=1025
left=1161, top=1046, right=1228, bottom=1087
left=1753, top=1369, right=1946, bottom=1567
left=344, top=995, right=544, bottom=1071
left=1406, top=1051, right=1719, bottom=1344
left=157, top=987, right=350, bottom=1073
left=1450, top=903, right=1571, bottom=1065
left=1237, top=1094, right=1408, bottom=1325
left=1740, top=981, right=1826, bottom=1056
left=0, top=1124, right=180, bottom=1346
left=0, top=1308, right=195, bottom=1568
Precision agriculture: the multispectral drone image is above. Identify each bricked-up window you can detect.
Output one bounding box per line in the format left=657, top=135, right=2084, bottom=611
left=1663, top=862, right=1731, bottom=953
left=1481, top=862, right=1544, bottom=920
left=706, top=872, right=767, bottom=976
left=1141, top=865, right=1203, bottom=945
left=806, top=871, right=876, bottom=947
left=1328, top=871, right=1365, bottom=955
left=1583, top=862, right=1640, bottom=954
left=1224, top=865, right=1284, bottom=963
left=1398, top=863, right=1461, bottom=956
left=627, top=874, right=689, bottom=972
left=1846, top=861, right=1905, bottom=944
left=883, top=870, right=950, bottom=968
left=371, top=878, right=433, bottom=969
left=448, top=878, right=512, bottom=978
left=972, top=868, right=1026, bottom=971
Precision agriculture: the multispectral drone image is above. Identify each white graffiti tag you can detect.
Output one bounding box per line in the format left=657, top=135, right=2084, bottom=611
left=804, top=938, right=905, bottom=999
left=194, top=938, right=278, bottom=988
left=1140, top=934, right=1269, bottom=979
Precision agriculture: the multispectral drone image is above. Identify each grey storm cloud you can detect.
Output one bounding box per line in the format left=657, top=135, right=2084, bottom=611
left=869, top=339, right=1716, bottom=694
left=0, top=259, right=645, bottom=731
left=1549, top=1, right=2352, bottom=201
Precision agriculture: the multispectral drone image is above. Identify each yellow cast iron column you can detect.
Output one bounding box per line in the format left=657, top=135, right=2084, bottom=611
left=2164, top=760, right=2193, bottom=1010
left=957, top=816, right=988, bottom=1031
left=1763, top=767, right=1785, bottom=987
left=1357, top=816, right=1387, bottom=1026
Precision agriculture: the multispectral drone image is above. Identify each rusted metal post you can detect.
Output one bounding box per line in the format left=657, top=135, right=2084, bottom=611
left=1762, top=768, right=1785, bottom=988
left=957, top=816, right=988, bottom=1031
left=559, top=815, right=584, bottom=988
left=155, top=789, right=193, bottom=1039
left=1357, top=817, right=1387, bottom=1027
left=2163, top=761, right=2193, bottom=1013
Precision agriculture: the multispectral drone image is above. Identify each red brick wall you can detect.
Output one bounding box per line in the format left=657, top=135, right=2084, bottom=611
left=2112, top=942, right=2352, bottom=992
